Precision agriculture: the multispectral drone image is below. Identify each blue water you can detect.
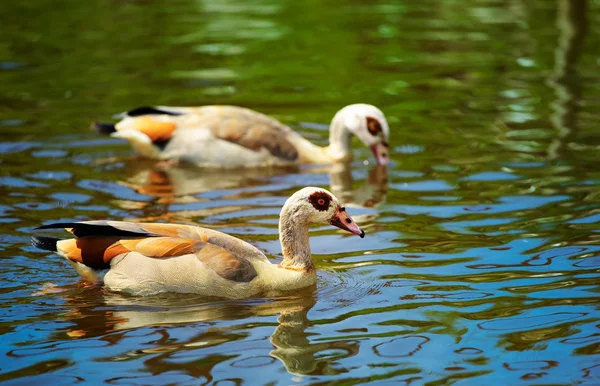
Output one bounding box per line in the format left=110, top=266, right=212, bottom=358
left=1, top=0, right=599, bottom=384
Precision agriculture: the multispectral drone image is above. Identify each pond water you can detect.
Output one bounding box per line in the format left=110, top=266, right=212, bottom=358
left=1, top=0, right=599, bottom=384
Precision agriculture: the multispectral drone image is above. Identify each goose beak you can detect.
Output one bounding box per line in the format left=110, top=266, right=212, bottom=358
left=370, top=142, right=389, bottom=166
left=330, top=207, right=365, bottom=238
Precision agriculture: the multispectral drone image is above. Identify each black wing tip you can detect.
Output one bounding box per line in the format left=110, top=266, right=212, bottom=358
left=92, top=122, right=117, bottom=135
left=31, top=236, right=59, bottom=252
left=35, top=221, right=155, bottom=238
left=35, top=222, right=76, bottom=230
left=126, top=106, right=183, bottom=117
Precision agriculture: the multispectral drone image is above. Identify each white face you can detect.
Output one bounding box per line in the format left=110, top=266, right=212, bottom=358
left=287, top=187, right=338, bottom=224
left=342, top=104, right=390, bottom=147
left=284, top=187, right=365, bottom=237
left=340, top=104, right=390, bottom=165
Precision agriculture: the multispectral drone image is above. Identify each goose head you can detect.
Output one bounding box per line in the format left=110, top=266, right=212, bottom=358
left=280, top=187, right=364, bottom=237
left=328, top=104, right=390, bottom=166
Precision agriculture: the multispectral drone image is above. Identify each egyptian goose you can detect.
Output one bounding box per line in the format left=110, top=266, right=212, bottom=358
left=31, top=187, right=364, bottom=298
left=93, top=104, right=390, bottom=167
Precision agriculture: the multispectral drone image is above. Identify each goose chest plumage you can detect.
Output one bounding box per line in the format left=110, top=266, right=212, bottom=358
left=93, top=104, right=390, bottom=167
left=32, top=188, right=364, bottom=298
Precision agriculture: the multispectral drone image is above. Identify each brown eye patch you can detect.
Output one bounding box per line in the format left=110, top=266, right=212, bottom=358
left=366, top=116, right=382, bottom=136
left=308, top=191, right=332, bottom=211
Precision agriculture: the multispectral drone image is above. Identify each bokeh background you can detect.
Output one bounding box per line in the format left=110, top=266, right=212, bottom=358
left=1, top=0, right=599, bottom=384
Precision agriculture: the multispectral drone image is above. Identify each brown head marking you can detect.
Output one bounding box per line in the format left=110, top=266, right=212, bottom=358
left=366, top=116, right=382, bottom=136
left=308, top=191, right=332, bottom=211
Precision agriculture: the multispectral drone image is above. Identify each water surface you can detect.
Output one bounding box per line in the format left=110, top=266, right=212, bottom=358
left=1, top=0, right=599, bottom=384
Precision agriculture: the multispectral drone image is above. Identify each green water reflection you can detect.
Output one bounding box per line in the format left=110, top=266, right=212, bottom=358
left=1, top=0, right=599, bottom=384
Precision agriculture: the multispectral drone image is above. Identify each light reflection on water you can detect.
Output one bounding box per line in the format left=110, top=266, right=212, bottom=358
left=1, top=0, right=599, bottom=384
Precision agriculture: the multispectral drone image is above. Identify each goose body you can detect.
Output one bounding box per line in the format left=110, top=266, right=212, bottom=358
left=32, top=188, right=364, bottom=298
left=94, top=104, right=390, bottom=168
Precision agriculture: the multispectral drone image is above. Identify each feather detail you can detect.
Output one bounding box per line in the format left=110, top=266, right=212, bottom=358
left=126, top=106, right=183, bottom=117
left=133, top=237, right=203, bottom=258
left=138, top=223, right=189, bottom=238
left=197, top=244, right=257, bottom=282
left=56, top=237, right=135, bottom=269
left=205, top=107, right=299, bottom=161
left=55, top=236, right=204, bottom=268
left=37, top=221, right=159, bottom=238
left=131, top=116, right=177, bottom=144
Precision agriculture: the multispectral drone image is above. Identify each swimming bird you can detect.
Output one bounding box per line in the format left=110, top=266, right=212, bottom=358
left=93, top=104, right=390, bottom=167
left=31, top=187, right=364, bottom=298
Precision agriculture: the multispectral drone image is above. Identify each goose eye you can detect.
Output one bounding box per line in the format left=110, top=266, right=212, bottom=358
left=366, top=116, right=382, bottom=136
left=309, top=191, right=332, bottom=211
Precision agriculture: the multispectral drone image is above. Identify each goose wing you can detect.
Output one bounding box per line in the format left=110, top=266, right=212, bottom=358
left=36, top=221, right=268, bottom=283
left=113, top=105, right=300, bottom=161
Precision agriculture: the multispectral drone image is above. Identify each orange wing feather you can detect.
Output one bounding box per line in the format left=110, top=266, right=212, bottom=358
left=57, top=236, right=203, bottom=269
left=138, top=223, right=210, bottom=242
left=136, top=223, right=181, bottom=237
left=131, top=116, right=176, bottom=143
left=58, top=237, right=140, bottom=269
left=134, top=237, right=202, bottom=258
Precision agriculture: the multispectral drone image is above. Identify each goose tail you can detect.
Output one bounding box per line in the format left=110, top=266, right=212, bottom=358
left=31, top=236, right=60, bottom=252
left=91, top=122, right=117, bottom=135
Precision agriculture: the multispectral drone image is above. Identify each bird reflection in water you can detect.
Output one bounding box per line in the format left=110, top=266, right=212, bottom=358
left=269, top=299, right=360, bottom=375
left=329, top=163, right=387, bottom=209
left=42, top=285, right=360, bottom=377
left=119, top=159, right=297, bottom=201
left=112, top=159, right=387, bottom=222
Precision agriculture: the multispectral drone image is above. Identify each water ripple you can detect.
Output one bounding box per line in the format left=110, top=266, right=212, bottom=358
left=0, top=0, right=598, bottom=384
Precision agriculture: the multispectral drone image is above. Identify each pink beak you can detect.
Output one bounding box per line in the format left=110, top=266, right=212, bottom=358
left=370, top=142, right=389, bottom=166
left=329, top=207, right=364, bottom=238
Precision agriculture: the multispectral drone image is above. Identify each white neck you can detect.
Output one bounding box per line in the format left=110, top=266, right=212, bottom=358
left=284, top=112, right=353, bottom=164
left=326, top=112, right=353, bottom=162
left=278, top=206, right=314, bottom=270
